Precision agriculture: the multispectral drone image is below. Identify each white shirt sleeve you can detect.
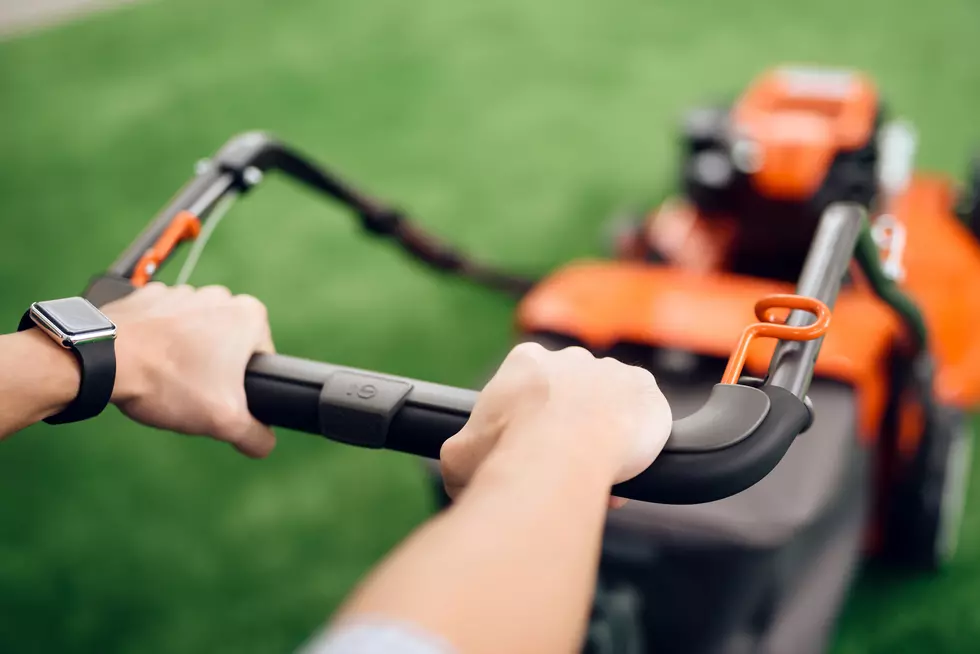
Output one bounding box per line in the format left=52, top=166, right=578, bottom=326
left=297, top=618, right=455, bottom=654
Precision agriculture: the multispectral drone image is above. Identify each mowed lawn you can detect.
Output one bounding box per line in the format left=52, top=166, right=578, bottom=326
left=1, top=0, right=978, bottom=652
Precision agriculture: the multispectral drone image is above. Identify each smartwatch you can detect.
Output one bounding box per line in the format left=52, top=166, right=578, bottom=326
left=18, top=297, right=117, bottom=425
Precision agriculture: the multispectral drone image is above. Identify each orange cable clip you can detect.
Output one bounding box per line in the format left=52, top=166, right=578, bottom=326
left=130, top=210, right=202, bottom=286
left=720, top=294, right=832, bottom=385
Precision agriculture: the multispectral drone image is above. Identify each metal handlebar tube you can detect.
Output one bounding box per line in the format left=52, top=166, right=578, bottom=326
left=107, top=132, right=319, bottom=279
left=109, top=171, right=237, bottom=278
left=767, top=202, right=866, bottom=399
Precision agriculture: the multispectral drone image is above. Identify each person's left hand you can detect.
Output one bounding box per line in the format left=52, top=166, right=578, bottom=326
left=102, top=283, right=277, bottom=457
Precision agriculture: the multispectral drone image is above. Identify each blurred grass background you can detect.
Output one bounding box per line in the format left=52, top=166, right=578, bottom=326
left=0, top=0, right=978, bottom=651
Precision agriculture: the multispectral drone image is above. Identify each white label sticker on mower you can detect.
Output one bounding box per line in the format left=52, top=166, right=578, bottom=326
left=779, top=67, right=857, bottom=98
left=871, top=214, right=907, bottom=283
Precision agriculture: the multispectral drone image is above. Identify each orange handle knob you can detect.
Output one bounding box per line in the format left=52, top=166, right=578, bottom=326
left=721, top=294, right=832, bottom=385
left=130, top=210, right=202, bottom=286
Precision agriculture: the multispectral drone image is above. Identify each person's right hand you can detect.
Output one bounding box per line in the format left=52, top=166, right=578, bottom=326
left=440, top=343, right=672, bottom=503
left=101, top=283, right=276, bottom=458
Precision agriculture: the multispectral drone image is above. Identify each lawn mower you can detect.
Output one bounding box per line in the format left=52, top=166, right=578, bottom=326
left=76, top=65, right=980, bottom=654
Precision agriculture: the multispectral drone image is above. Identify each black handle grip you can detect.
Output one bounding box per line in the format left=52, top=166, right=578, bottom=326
left=243, top=353, right=810, bottom=505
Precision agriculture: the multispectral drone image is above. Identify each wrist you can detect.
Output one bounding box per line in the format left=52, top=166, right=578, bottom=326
left=7, top=329, right=81, bottom=421
left=108, top=325, right=150, bottom=405
left=477, top=415, right=621, bottom=492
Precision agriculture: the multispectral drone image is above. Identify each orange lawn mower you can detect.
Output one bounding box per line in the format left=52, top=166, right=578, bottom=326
left=78, top=66, right=980, bottom=654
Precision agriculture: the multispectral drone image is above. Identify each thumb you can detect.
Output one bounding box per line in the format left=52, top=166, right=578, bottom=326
left=230, top=420, right=277, bottom=458
left=440, top=425, right=500, bottom=499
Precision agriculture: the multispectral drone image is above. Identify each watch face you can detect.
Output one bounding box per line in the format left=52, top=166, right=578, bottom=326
left=33, top=298, right=115, bottom=343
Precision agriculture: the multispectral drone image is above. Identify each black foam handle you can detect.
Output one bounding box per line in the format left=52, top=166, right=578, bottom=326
left=243, top=353, right=809, bottom=505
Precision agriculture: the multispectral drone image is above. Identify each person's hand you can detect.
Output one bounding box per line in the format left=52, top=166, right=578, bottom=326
left=440, top=343, right=671, bottom=505
left=102, top=283, right=276, bottom=457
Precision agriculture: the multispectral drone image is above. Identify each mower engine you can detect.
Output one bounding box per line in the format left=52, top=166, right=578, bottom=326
left=648, top=67, right=882, bottom=281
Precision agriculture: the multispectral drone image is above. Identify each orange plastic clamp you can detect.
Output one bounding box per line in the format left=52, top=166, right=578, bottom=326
left=721, top=294, right=832, bottom=385
left=130, top=210, right=202, bottom=286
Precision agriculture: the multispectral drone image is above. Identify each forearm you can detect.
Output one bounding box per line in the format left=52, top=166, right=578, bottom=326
left=337, top=424, right=615, bottom=653
left=0, top=330, right=79, bottom=438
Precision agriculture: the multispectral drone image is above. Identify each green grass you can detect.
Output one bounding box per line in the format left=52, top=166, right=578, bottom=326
left=0, top=0, right=978, bottom=651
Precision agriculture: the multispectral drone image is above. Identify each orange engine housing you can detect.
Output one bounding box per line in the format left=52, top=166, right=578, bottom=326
left=732, top=67, right=879, bottom=201
left=680, top=67, right=883, bottom=278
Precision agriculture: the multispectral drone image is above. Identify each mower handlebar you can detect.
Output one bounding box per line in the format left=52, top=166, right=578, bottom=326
left=242, top=352, right=811, bottom=505
left=83, top=132, right=882, bottom=505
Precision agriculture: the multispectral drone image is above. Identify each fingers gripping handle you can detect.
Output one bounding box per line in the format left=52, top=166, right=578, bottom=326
left=81, top=276, right=807, bottom=504
left=244, top=354, right=810, bottom=505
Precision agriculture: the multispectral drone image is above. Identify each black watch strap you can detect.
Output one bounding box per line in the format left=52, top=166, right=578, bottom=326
left=18, top=311, right=116, bottom=425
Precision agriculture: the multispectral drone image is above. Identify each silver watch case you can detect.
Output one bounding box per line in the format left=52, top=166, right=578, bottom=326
left=29, top=298, right=116, bottom=348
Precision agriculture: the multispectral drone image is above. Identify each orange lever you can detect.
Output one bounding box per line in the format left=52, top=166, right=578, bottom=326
left=721, top=294, right=832, bottom=385
left=130, top=210, right=202, bottom=286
